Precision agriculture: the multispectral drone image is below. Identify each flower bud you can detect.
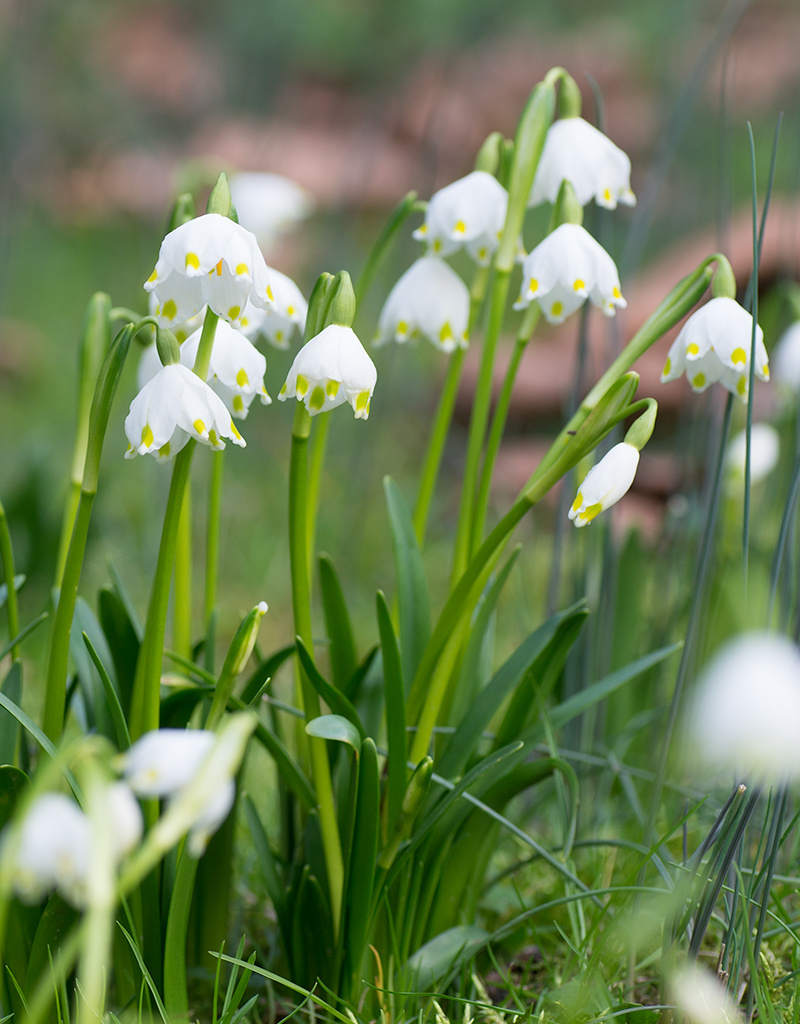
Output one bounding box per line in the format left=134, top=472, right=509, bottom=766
left=156, top=326, right=180, bottom=366
left=710, top=254, right=737, bottom=300
left=206, top=172, right=232, bottom=217
left=623, top=398, right=657, bottom=451
left=328, top=270, right=356, bottom=328
left=474, top=131, right=504, bottom=176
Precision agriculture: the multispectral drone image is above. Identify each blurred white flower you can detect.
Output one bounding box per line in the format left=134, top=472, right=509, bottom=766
left=669, top=965, right=742, bottom=1024
left=413, top=170, right=508, bottom=266
left=240, top=267, right=308, bottom=349
left=144, top=213, right=274, bottom=327
left=180, top=320, right=271, bottom=419
left=122, top=729, right=216, bottom=797
left=771, top=320, right=800, bottom=394
left=569, top=442, right=639, bottom=527
left=279, top=324, right=377, bottom=418
left=686, top=632, right=800, bottom=785
left=513, top=223, right=626, bottom=324
left=124, top=363, right=245, bottom=461
left=529, top=116, right=636, bottom=210
left=229, top=172, right=314, bottom=250
left=375, top=256, right=470, bottom=352
left=725, top=423, right=779, bottom=486
left=661, top=297, right=769, bottom=403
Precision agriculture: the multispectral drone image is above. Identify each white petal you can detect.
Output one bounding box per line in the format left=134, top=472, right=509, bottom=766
left=569, top=443, right=639, bottom=526
left=122, top=729, right=216, bottom=797
left=376, top=256, right=469, bottom=352
left=280, top=324, right=376, bottom=418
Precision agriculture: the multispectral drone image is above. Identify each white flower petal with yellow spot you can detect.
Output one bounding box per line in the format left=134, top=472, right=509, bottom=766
left=375, top=256, right=470, bottom=353
left=529, top=116, right=636, bottom=210
left=514, top=223, right=626, bottom=325
left=569, top=442, right=639, bottom=527
left=661, top=296, right=768, bottom=403
left=279, top=324, right=377, bottom=419
left=148, top=291, right=205, bottom=342
left=180, top=320, right=270, bottom=419
left=124, top=362, right=245, bottom=460
left=144, top=213, right=274, bottom=325
left=243, top=266, right=308, bottom=349
left=413, top=171, right=508, bottom=265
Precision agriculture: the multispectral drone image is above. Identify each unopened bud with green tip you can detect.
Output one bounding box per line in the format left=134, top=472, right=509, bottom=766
left=167, top=193, right=196, bottom=232
left=304, top=272, right=336, bottom=341
left=206, top=172, right=232, bottom=218
left=155, top=326, right=181, bottom=366
left=553, top=68, right=582, bottom=119
left=207, top=601, right=269, bottom=729
left=550, top=179, right=583, bottom=229
left=475, top=132, right=504, bottom=176
left=328, top=270, right=356, bottom=328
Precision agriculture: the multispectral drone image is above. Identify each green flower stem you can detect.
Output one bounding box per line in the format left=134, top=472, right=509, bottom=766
left=129, top=445, right=196, bottom=740
left=471, top=303, right=541, bottom=552
left=289, top=401, right=345, bottom=937
left=306, top=410, right=331, bottom=568
left=173, top=483, right=193, bottom=661
left=451, top=267, right=513, bottom=583
left=162, top=846, right=198, bottom=1021
left=204, top=449, right=225, bottom=661
left=413, top=268, right=489, bottom=547
left=43, top=325, right=133, bottom=742
left=0, top=498, right=19, bottom=663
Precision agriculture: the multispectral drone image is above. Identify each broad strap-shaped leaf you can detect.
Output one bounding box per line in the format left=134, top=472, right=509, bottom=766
left=318, top=554, right=358, bottom=693
left=384, top=477, right=430, bottom=691
left=243, top=796, right=291, bottom=956
left=305, top=714, right=362, bottom=753
left=82, top=631, right=131, bottom=749
left=296, top=637, right=365, bottom=739
left=404, top=924, right=489, bottom=991
left=0, top=764, right=27, bottom=831
left=97, top=586, right=140, bottom=718
left=377, top=591, right=406, bottom=830
left=0, top=661, right=22, bottom=764
left=437, top=601, right=587, bottom=781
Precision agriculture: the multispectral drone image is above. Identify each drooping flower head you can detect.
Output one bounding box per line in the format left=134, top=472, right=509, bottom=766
left=413, top=170, right=508, bottom=266
left=124, top=362, right=245, bottom=461
left=279, top=323, right=377, bottom=418
left=529, top=116, right=636, bottom=210
left=180, top=320, right=270, bottom=419
left=661, top=297, right=769, bottom=402
left=144, top=213, right=274, bottom=328
left=229, top=172, right=315, bottom=250
left=375, top=256, right=470, bottom=352
left=514, top=223, right=626, bottom=324
left=686, top=632, right=800, bottom=786
left=569, top=442, right=640, bottom=527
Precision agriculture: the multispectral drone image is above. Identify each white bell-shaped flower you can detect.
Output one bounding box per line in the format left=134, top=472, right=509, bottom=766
left=240, top=267, right=308, bottom=349
left=279, top=324, right=377, bottom=419
left=529, top=116, right=636, bottom=210
left=661, top=297, right=769, bottom=402
left=180, top=320, right=270, bottom=419
left=514, top=223, right=626, bottom=324
left=144, top=213, right=274, bottom=327
left=413, top=170, right=508, bottom=266
left=375, top=256, right=470, bottom=352
left=229, top=172, right=314, bottom=250
left=686, top=632, right=800, bottom=785
left=122, top=729, right=216, bottom=797
left=9, top=793, right=92, bottom=906
left=124, top=362, right=245, bottom=461
left=771, top=320, right=800, bottom=394
left=569, top=442, right=639, bottom=527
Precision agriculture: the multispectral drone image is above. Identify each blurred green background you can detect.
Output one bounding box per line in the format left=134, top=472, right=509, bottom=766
left=1, top=0, right=798, bottom=652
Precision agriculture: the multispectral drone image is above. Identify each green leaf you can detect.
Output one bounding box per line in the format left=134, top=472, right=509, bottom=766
left=296, top=638, right=365, bottom=739
left=437, top=601, right=587, bottom=781
left=243, top=796, right=290, bottom=950
left=0, top=661, right=22, bottom=764
left=81, top=631, right=131, bottom=749
left=97, top=587, right=140, bottom=718
left=239, top=644, right=295, bottom=706
left=26, top=894, right=80, bottom=993
left=377, top=591, right=406, bottom=830
left=0, top=690, right=81, bottom=799
left=0, top=574, right=25, bottom=610
left=405, top=924, right=488, bottom=990
left=305, top=714, right=362, bottom=753
left=70, top=596, right=117, bottom=738
left=0, top=764, right=27, bottom=831
left=341, top=738, right=380, bottom=999
left=290, top=866, right=335, bottom=988
left=318, top=554, right=358, bottom=693
left=384, top=477, right=430, bottom=690
left=0, top=612, right=48, bottom=663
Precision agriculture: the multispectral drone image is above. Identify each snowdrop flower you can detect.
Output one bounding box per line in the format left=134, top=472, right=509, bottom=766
left=375, top=256, right=469, bottom=352
left=229, top=172, right=314, bottom=250
left=669, top=965, right=743, bottom=1024
left=124, top=362, right=245, bottom=461
left=514, top=223, right=626, bottom=324
left=180, top=320, right=270, bottom=418
left=240, top=266, right=308, bottom=349
left=122, top=729, right=216, bottom=796
left=279, top=324, right=377, bottom=418
left=686, top=632, right=800, bottom=785
left=771, top=320, right=800, bottom=394
left=529, top=116, right=636, bottom=210
left=144, top=213, right=274, bottom=327
left=661, top=297, right=769, bottom=402
left=414, top=170, right=508, bottom=266
left=725, top=423, right=779, bottom=486
left=8, top=793, right=91, bottom=906
left=569, top=442, right=639, bottom=527
left=148, top=291, right=205, bottom=343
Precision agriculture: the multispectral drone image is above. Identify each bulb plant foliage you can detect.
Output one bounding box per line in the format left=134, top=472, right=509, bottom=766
left=0, top=65, right=793, bottom=1024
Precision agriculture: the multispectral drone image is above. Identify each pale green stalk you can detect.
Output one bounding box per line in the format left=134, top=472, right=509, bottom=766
left=129, top=310, right=219, bottom=740
left=204, top=449, right=225, bottom=667
left=0, top=498, right=19, bottom=662
left=43, top=325, right=133, bottom=741
left=471, top=303, right=541, bottom=551
left=173, top=482, right=193, bottom=661
left=413, top=268, right=489, bottom=546
left=162, top=847, right=199, bottom=1020
left=306, top=410, right=330, bottom=569
left=289, top=401, right=344, bottom=937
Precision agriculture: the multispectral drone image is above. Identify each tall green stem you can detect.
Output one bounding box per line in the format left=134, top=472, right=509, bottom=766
left=173, top=483, right=193, bottom=661
left=162, top=847, right=199, bottom=1020
left=288, top=402, right=344, bottom=937
left=204, top=449, right=225, bottom=668
left=0, top=499, right=19, bottom=662
left=306, top=411, right=330, bottom=569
